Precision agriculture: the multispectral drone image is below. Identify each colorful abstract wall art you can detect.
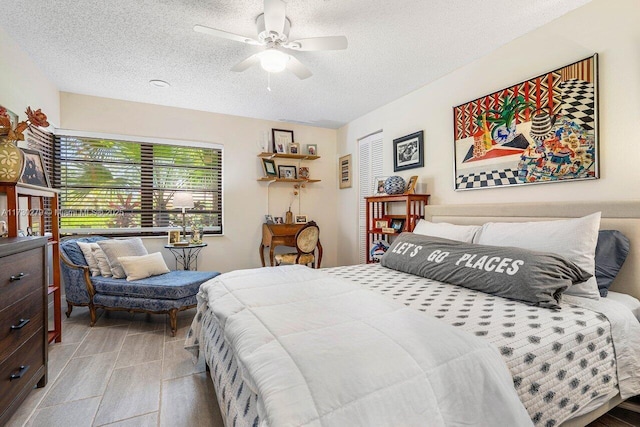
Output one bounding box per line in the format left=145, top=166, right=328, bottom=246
left=453, top=55, right=598, bottom=190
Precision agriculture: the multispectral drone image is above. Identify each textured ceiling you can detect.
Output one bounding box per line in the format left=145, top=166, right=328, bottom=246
left=0, top=0, right=591, bottom=129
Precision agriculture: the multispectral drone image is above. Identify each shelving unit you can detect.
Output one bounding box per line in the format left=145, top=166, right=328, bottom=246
left=0, top=183, right=61, bottom=343
left=257, top=152, right=322, bottom=183
left=364, top=193, right=430, bottom=263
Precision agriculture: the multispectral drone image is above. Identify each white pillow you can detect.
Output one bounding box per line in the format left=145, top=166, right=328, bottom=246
left=97, top=238, right=148, bottom=279
left=77, top=242, right=101, bottom=277
left=91, top=247, right=113, bottom=277
left=413, top=219, right=481, bottom=243
left=474, top=212, right=601, bottom=300
left=118, top=252, right=170, bottom=281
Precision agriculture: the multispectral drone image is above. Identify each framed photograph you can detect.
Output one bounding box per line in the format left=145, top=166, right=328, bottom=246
left=20, top=148, right=50, bottom=187
left=299, top=167, right=310, bottom=179
left=264, top=214, right=274, bottom=224
left=289, top=142, right=300, bottom=155
left=394, top=131, right=424, bottom=172
left=373, top=176, right=389, bottom=195
left=339, top=154, right=352, bottom=189
left=278, top=165, right=297, bottom=179
left=295, top=215, right=307, bottom=224
left=390, top=218, right=406, bottom=232
left=374, top=218, right=388, bottom=229
left=405, top=175, right=418, bottom=194
left=167, top=229, right=181, bottom=245
left=306, top=144, right=317, bottom=156
left=274, top=216, right=284, bottom=224
left=272, top=129, right=294, bottom=153
left=454, top=54, right=598, bottom=190
left=261, top=158, right=277, bottom=177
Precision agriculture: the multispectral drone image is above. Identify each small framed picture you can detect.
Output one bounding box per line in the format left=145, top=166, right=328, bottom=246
left=390, top=218, right=406, bottom=232
left=261, top=158, right=277, bottom=177
left=278, top=165, right=297, bottom=179
left=289, top=143, right=300, bottom=155
left=274, top=216, right=284, bottom=224
left=295, top=215, right=307, bottom=224
left=374, top=218, right=389, bottom=229
left=167, top=229, right=181, bottom=245
left=272, top=129, right=294, bottom=153
left=339, top=154, right=352, bottom=189
left=299, top=167, right=310, bottom=179
left=405, top=175, right=418, bottom=194
left=264, top=214, right=274, bottom=224
left=306, top=144, right=317, bottom=156
left=20, top=148, right=50, bottom=188
left=373, top=176, right=389, bottom=195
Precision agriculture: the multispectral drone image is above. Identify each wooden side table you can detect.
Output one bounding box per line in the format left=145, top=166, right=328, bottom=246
left=164, top=243, right=207, bottom=271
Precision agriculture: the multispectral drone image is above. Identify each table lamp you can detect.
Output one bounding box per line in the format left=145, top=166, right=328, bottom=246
left=173, top=192, right=194, bottom=242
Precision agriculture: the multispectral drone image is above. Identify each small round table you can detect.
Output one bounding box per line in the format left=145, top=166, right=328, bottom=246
left=164, top=243, right=208, bottom=271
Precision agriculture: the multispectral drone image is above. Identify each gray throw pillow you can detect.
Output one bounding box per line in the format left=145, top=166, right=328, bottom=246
left=381, top=233, right=591, bottom=310
left=97, top=238, right=148, bottom=279
left=595, top=230, right=630, bottom=297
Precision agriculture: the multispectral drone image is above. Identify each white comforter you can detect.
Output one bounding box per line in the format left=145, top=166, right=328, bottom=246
left=199, top=265, right=532, bottom=426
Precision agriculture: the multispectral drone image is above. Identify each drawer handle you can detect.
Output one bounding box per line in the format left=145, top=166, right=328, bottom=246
left=10, top=318, right=30, bottom=330
left=9, top=273, right=25, bottom=282
left=10, top=365, right=30, bottom=381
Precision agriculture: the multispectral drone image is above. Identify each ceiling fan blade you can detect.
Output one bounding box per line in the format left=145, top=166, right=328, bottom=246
left=231, top=53, right=261, bottom=72
left=284, top=36, right=348, bottom=51
left=264, top=0, right=286, bottom=35
left=286, top=56, right=312, bottom=80
left=194, top=25, right=261, bottom=45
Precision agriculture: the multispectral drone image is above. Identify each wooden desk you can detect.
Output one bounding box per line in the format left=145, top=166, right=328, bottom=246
left=260, top=223, right=323, bottom=268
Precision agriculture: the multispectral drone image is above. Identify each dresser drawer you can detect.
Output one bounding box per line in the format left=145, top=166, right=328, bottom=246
left=0, top=247, right=44, bottom=308
left=0, top=329, right=45, bottom=413
left=0, top=289, right=44, bottom=362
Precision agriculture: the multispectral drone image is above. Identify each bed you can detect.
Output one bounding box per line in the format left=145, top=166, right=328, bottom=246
left=186, top=200, right=640, bottom=426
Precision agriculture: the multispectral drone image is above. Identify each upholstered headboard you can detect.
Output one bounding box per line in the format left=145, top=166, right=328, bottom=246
left=424, top=201, right=640, bottom=300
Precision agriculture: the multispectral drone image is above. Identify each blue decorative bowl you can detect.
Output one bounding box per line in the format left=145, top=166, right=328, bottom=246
left=384, top=176, right=406, bottom=195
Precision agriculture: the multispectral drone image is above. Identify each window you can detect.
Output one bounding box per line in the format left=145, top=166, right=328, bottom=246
left=54, top=133, right=223, bottom=235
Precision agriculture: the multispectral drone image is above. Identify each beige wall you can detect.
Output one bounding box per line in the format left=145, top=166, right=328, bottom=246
left=60, top=93, right=338, bottom=272
left=336, top=0, right=640, bottom=265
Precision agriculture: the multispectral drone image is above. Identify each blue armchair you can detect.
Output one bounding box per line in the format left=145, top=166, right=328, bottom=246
left=60, top=236, right=219, bottom=335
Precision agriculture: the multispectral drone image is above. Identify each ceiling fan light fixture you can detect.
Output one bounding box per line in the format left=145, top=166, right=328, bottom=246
left=149, top=79, right=171, bottom=88
left=259, top=50, right=289, bottom=73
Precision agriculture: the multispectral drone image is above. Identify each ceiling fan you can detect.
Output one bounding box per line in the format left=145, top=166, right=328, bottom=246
left=194, top=0, right=348, bottom=80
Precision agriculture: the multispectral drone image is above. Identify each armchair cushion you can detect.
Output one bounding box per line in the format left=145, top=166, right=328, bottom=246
left=77, top=242, right=101, bottom=276
left=92, top=270, right=217, bottom=300
left=119, top=252, right=170, bottom=281
left=97, top=238, right=148, bottom=278
left=275, top=253, right=315, bottom=265
left=61, top=236, right=109, bottom=266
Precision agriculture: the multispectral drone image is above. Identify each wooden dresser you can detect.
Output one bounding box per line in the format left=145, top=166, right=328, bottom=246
left=0, top=237, right=48, bottom=426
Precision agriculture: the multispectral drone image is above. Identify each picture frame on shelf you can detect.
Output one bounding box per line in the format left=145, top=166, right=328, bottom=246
left=405, top=175, right=418, bottom=194
left=167, top=229, right=181, bottom=245
left=373, top=176, right=389, bottom=195
left=261, top=158, right=277, bottom=177
left=278, top=165, right=297, bottom=179
left=289, top=142, right=300, bottom=155
left=390, top=218, right=406, bottom=232
left=393, top=131, right=424, bottom=172
left=295, top=215, right=307, bottom=224
left=299, top=167, right=310, bottom=179
left=374, top=218, right=388, bottom=229
left=264, top=214, right=275, bottom=224
left=306, top=144, right=317, bottom=156
left=20, top=148, right=50, bottom=187
left=274, top=216, right=284, bottom=224
left=339, top=154, right=352, bottom=189
left=272, top=129, right=294, bottom=153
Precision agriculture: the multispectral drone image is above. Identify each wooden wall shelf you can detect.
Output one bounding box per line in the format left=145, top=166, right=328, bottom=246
left=257, top=177, right=321, bottom=183
left=258, top=152, right=320, bottom=161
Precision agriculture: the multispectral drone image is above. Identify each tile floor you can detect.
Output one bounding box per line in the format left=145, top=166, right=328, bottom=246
left=6, top=306, right=224, bottom=427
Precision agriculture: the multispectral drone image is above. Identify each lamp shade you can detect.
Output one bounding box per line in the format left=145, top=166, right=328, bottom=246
left=173, top=192, right=194, bottom=209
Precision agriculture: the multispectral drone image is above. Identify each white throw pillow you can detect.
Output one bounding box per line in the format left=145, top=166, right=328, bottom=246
left=474, top=212, right=601, bottom=300
left=91, top=246, right=113, bottom=277
left=118, top=252, right=170, bottom=281
left=97, top=238, right=148, bottom=279
left=77, top=242, right=101, bottom=277
left=413, top=219, right=481, bottom=243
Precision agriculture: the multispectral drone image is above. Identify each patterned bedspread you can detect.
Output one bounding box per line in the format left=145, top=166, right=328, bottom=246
left=187, top=263, right=619, bottom=427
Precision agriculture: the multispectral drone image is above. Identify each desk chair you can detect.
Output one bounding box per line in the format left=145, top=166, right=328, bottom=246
left=274, top=221, right=320, bottom=268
